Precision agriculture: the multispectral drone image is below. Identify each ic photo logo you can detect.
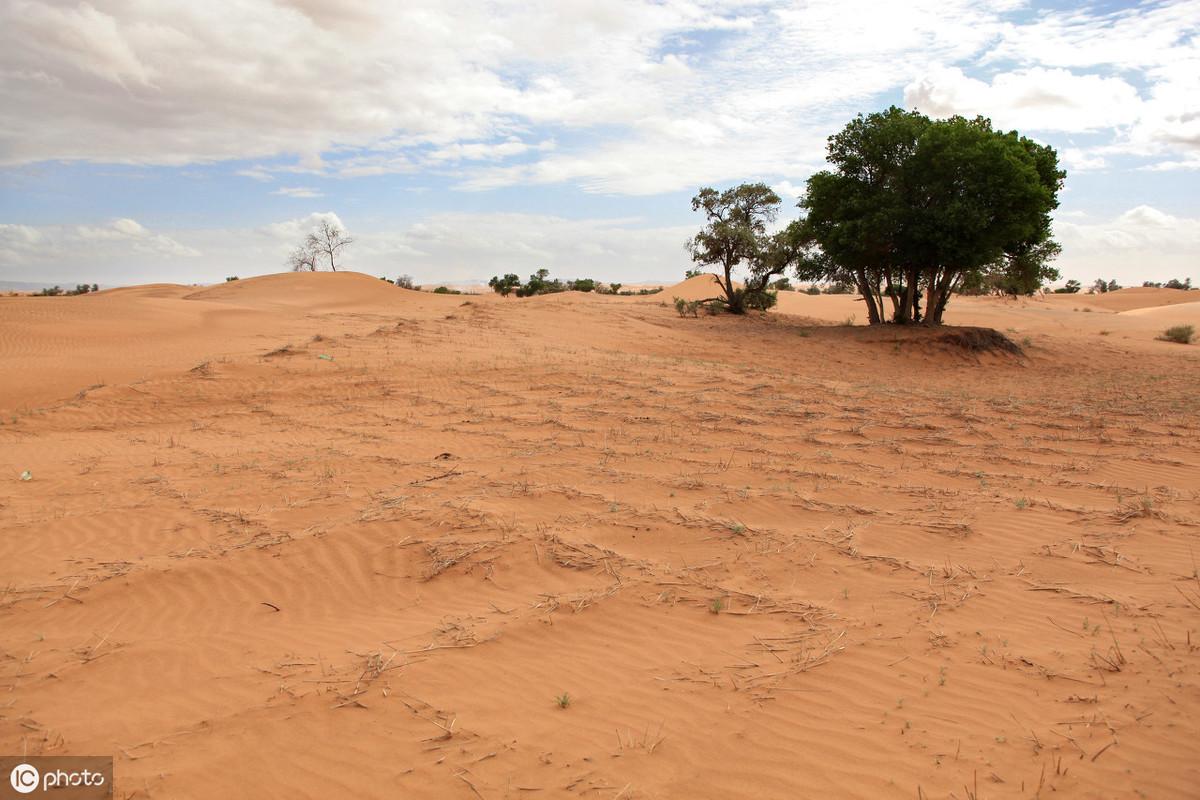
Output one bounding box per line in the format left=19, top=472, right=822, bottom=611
left=9, top=764, right=38, bottom=794
left=3, top=757, right=111, bottom=798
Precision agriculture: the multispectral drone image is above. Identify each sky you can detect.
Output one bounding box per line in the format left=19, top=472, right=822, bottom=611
left=1, top=0, right=1198, bottom=289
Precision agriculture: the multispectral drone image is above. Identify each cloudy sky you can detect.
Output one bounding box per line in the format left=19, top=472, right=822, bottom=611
left=1, top=0, right=1197, bottom=288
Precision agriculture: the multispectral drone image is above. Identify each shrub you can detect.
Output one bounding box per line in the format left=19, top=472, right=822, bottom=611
left=743, top=288, right=777, bottom=311
left=673, top=297, right=700, bottom=318
left=1159, top=324, right=1195, bottom=344
left=569, top=278, right=596, bottom=293
left=395, top=275, right=417, bottom=290
left=226, top=276, right=239, bottom=282
left=805, top=284, right=821, bottom=295
left=432, top=286, right=462, bottom=295
left=770, top=277, right=793, bottom=291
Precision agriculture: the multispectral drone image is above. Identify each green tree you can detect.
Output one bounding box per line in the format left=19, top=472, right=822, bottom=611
left=1053, top=279, right=1082, bottom=294
left=687, top=183, right=789, bottom=313
left=798, top=107, right=1064, bottom=324
left=488, top=273, right=520, bottom=296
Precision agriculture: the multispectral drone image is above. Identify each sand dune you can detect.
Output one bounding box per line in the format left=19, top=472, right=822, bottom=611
left=1, top=272, right=1198, bottom=798
left=665, top=273, right=732, bottom=301
left=185, top=271, right=423, bottom=311
left=1058, top=286, right=1199, bottom=313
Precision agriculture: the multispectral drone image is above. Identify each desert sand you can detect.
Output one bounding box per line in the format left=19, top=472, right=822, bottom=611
left=1, top=272, right=1198, bottom=798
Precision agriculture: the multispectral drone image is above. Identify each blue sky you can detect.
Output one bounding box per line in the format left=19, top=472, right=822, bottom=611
left=1, top=0, right=1197, bottom=288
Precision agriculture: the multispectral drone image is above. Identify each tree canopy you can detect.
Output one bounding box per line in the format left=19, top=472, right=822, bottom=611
left=797, top=107, right=1065, bottom=324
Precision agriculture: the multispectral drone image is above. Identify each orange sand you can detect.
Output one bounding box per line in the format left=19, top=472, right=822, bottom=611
left=1, top=272, right=1198, bottom=798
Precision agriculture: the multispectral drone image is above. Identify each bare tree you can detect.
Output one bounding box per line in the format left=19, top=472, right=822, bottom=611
left=305, top=220, right=353, bottom=271
left=287, top=244, right=317, bottom=272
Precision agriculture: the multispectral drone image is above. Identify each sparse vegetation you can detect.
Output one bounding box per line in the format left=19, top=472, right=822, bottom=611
left=1143, top=278, right=1192, bottom=290
left=674, top=297, right=700, bottom=318
left=34, top=283, right=99, bottom=296
left=555, top=692, right=571, bottom=709
left=487, top=269, right=601, bottom=298
left=1159, top=324, right=1195, bottom=344
left=394, top=275, right=417, bottom=290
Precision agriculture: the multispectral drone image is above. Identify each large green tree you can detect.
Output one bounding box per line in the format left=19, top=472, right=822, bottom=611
left=799, top=107, right=1065, bottom=325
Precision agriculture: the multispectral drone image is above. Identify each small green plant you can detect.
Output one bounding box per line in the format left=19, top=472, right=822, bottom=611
left=709, top=598, right=725, bottom=614
left=555, top=692, right=571, bottom=709
left=1014, top=497, right=1029, bottom=509
left=1158, top=324, right=1195, bottom=344
left=1021, top=336, right=1033, bottom=348
left=726, top=521, right=746, bottom=535
left=673, top=297, right=700, bottom=318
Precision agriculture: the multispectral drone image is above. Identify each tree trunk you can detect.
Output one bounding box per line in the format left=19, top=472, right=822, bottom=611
left=925, top=269, right=956, bottom=324
left=854, top=267, right=881, bottom=324
left=722, top=256, right=744, bottom=313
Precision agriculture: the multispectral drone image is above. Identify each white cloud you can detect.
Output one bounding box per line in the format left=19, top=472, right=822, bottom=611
left=772, top=180, right=805, bottom=200
left=272, top=186, right=323, bottom=198
left=0, top=217, right=198, bottom=274
left=258, top=212, right=347, bottom=243
left=1060, top=148, right=1108, bottom=172
left=1055, top=204, right=1200, bottom=283
left=904, top=66, right=1143, bottom=132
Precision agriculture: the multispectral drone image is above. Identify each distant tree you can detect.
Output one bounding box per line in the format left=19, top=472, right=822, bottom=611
left=395, top=275, right=416, bottom=290
left=226, top=276, right=239, bottom=282
left=304, top=220, right=353, bottom=271
left=1143, top=280, right=1163, bottom=288
left=608, top=282, right=623, bottom=294
left=684, top=268, right=704, bottom=279
left=488, top=274, right=521, bottom=296
left=770, top=276, right=793, bottom=291
left=805, top=284, right=821, bottom=295
left=288, top=245, right=318, bottom=272
left=1164, top=277, right=1192, bottom=290
left=1107, top=279, right=1121, bottom=292
left=687, top=183, right=790, bottom=313
left=569, top=278, right=596, bottom=293
left=432, top=286, right=462, bottom=294
left=1053, top=279, right=1082, bottom=294
left=796, top=106, right=1063, bottom=324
